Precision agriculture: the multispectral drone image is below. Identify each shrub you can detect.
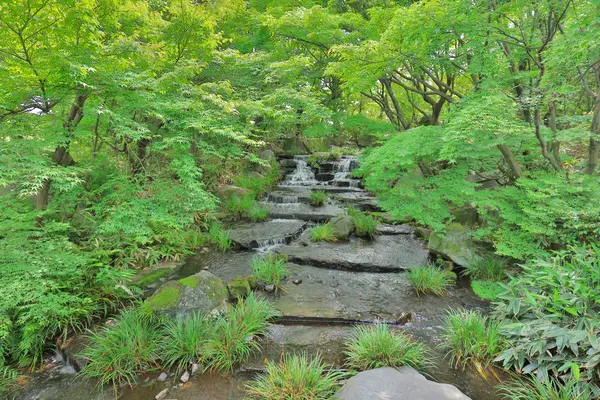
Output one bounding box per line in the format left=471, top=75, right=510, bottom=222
left=464, top=257, right=506, bottom=281
left=494, top=248, right=600, bottom=382
left=345, top=323, right=429, bottom=371
left=440, top=310, right=504, bottom=373
left=159, top=313, right=214, bottom=374
left=499, top=377, right=597, bottom=400
left=309, top=190, right=328, bottom=207
left=248, top=206, right=269, bottom=222
left=408, top=265, right=454, bottom=296
left=353, top=212, right=379, bottom=239
left=208, top=221, right=232, bottom=252
left=0, top=365, right=17, bottom=393
left=79, top=308, right=162, bottom=389
left=471, top=280, right=505, bottom=301
left=246, top=353, right=346, bottom=400
left=251, top=253, right=287, bottom=292
left=208, top=293, right=275, bottom=372
left=311, top=224, right=337, bottom=242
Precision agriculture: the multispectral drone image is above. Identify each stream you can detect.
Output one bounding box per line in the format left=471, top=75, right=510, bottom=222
left=16, top=155, right=502, bottom=400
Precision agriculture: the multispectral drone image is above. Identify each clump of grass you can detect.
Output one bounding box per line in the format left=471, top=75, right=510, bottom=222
left=225, top=195, right=256, bottom=218
left=208, top=221, right=232, bottom=252
left=345, top=322, right=429, bottom=371
left=353, top=212, right=379, bottom=239
left=440, top=310, right=504, bottom=374
left=311, top=223, right=337, bottom=242
left=471, top=280, right=505, bottom=301
left=464, top=257, right=506, bottom=281
left=408, top=264, right=454, bottom=296
left=208, top=293, right=276, bottom=372
left=246, top=353, right=347, bottom=399
left=79, top=308, right=162, bottom=390
left=310, top=190, right=328, bottom=207
left=248, top=206, right=269, bottom=222
left=499, top=377, right=596, bottom=400
left=159, top=312, right=214, bottom=374
left=0, top=365, right=17, bottom=393
left=251, top=253, right=287, bottom=291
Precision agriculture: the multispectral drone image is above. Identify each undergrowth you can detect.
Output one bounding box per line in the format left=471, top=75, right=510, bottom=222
left=408, top=265, right=454, bottom=296
left=311, top=224, right=337, bottom=242
left=251, top=253, right=288, bottom=292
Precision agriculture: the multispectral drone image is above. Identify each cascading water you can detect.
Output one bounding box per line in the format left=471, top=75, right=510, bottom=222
left=282, top=156, right=318, bottom=186
left=330, top=156, right=361, bottom=188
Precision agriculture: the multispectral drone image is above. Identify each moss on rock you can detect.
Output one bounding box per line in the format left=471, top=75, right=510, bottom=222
left=227, top=277, right=252, bottom=299
left=144, top=282, right=182, bottom=310
left=132, top=268, right=171, bottom=289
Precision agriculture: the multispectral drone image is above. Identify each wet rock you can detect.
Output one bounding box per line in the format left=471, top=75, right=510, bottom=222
left=180, top=370, right=190, bottom=383
left=428, top=223, right=494, bottom=267
left=216, top=185, right=251, bottom=202
left=335, top=367, right=471, bottom=400
left=191, top=363, right=199, bottom=376
left=329, top=281, right=339, bottom=288
left=265, top=202, right=344, bottom=222
left=377, top=224, right=412, bottom=235
left=395, top=312, right=412, bottom=324
left=279, top=235, right=429, bottom=272
left=265, top=284, right=275, bottom=293
left=144, top=271, right=229, bottom=317
left=292, top=278, right=302, bottom=285
left=157, top=372, right=168, bottom=382
left=155, top=388, right=169, bottom=400
left=329, top=215, right=354, bottom=239
left=228, top=219, right=307, bottom=250
left=227, top=277, right=252, bottom=299
left=414, top=226, right=432, bottom=239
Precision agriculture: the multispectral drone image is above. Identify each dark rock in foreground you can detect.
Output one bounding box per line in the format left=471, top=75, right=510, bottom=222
left=335, top=367, right=471, bottom=400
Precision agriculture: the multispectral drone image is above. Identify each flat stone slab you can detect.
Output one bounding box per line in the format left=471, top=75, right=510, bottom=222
left=279, top=234, right=429, bottom=272
left=228, top=219, right=307, bottom=249
left=377, top=224, right=413, bottom=235
left=273, top=264, right=486, bottom=324
left=335, top=367, right=471, bottom=400
left=264, top=202, right=343, bottom=222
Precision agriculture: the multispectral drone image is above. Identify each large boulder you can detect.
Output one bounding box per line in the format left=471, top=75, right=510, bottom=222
left=216, top=185, right=251, bottom=202
left=428, top=223, right=493, bottom=267
left=330, top=215, right=355, bottom=239
left=335, top=367, right=471, bottom=400
left=144, top=271, right=229, bottom=317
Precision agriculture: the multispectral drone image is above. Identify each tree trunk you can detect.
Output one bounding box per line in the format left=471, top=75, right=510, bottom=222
left=548, top=101, right=562, bottom=169
left=497, top=144, right=523, bottom=180
left=585, top=96, right=600, bottom=174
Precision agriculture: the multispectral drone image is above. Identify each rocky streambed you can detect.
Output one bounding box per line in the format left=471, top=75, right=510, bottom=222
left=17, top=155, right=501, bottom=400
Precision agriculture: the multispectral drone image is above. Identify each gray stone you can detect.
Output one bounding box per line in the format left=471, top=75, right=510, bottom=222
left=180, top=370, right=190, bottom=383
left=215, top=185, right=251, bottom=202
left=155, top=388, right=169, bottom=400
left=428, top=223, right=494, bottom=267
left=157, top=372, right=168, bottom=382
left=191, top=363, right=199, bottom=376
left=265, top=202, right=344, bottom=222
left=227, top=277, right=252, bottom=299
left=144, top=271, right=229, bottom=317
left=265, top=284, right=275, bottom=293
left=228, top=219, right=307, bottom=249
left=335, top=367, right=471, bottom=400
left=377, top=224, right=413, bottom=235
left=329, top=215, right=355, bottom=239
left=292, top=278, right=302, bottom=285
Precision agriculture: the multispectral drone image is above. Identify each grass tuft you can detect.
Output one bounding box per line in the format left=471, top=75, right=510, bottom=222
left=464, top=257, right=506, bottom=281
left=246, top=353, right=346, bottom=399
left=440, top=309, right=504, bottom=374
left=309, top=190, right=328, bottom=207
left=248, top=206, right=269, bottom=222
left=471, top=280, right=505, bottom=301
left=499, top=377, right=596, bottom=400
left=352, top=212, right=379, bottom=239
left=251, top=253, right=287, bottom=292
left=408, top=264, right=454, bottom=296
left=311, top=223, right=337, bottom=242
left=208, top=221, right=232, bottom=252
left=345, top=322, right=429, bottom=371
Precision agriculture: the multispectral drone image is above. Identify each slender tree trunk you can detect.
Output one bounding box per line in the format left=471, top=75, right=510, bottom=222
left=548, top=101, right=563, bottom=169
left=497, top=144, right=523, bottom=180
left=585, top=96, right=600, bottom=174
left=534, top=108, right=562, bottom=170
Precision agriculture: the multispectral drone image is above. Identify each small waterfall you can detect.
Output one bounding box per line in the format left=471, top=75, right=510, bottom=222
left=255, top=237, right=289, bottom=253
left=331, top=157, right=361, bottom=188
left=267, top=194, right=299, bottom=203
left=283, top=156, right=318, bottom=186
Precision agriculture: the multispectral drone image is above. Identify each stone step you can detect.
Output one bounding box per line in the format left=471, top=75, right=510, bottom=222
left=263, top=202, right=344, bottom=222
left=228, top=219, right=308, bottom=250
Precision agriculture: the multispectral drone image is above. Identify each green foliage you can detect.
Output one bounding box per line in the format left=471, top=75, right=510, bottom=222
left=345, top=323, right=429, bottom=371
left=159, top=313, right=214, bottom=374
left=352, top=212, right=379, bottom=239
left=208, top=222, right=232, bottom=252
left=310, top=223, right=337, bottom=242
left=251, top=253, right=288, bottom=292
left=471, top=281, right=505, bottom=302
left=309, top=190, right=328, bottom=207
left=248, top=206, right=269, bottom=222
left=0, top=365, right=17, bottom=393
left=246, top=353, right=347, bottom=400
left=408, top=265, right=454, bottom=296
left=79, top=308, right=162, bottom=390
left=440, top=310, right=504, bottom=373
left=225, top=195, right=257, bottom=218
left=208, top=293, right=276, bottom=372
left=464, top=258, right=506, bottom=282
left=494, top=248, right=600, bottom=382
left=499, top=377, right=598, bottom=400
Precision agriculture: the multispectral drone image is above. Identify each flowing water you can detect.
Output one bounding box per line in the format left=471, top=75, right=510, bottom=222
left=15, top=155, right=502, bottom=400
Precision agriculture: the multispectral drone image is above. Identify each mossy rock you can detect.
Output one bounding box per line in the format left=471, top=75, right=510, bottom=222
left=428, top=223, right=494, bottom=267
left=144, top=271, right=228, bottom=317
left=131, top=268, right=171, bottom=289
left=330, top=215, right=355, bottom=239
left=227, top=277, right=252, bottom=299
